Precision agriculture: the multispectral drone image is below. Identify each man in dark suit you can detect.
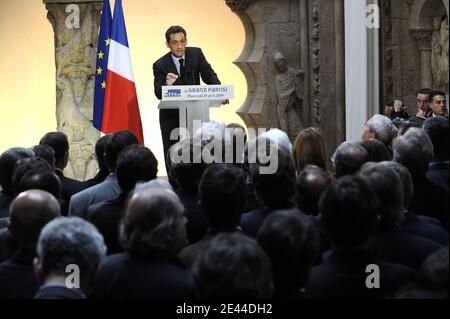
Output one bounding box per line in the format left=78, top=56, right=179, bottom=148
left=34, top=217, right=106, bottom=299
left=423, top=116, right=449, bottom=192
left=153, top=25, right=222, bottom=164
left=380, top=161, right=448, bottom=246
left=179, top=164, right=247, bottom=267
left=241, top=144, right=297, bottom=238
left=168, top=138, right=209, bottom=244
left=0, top=148, right=34, bottom=219
left=361, top=163, right=442, bottom=271
left=68, top=130, right=138, bottom=219
left=93, top=186, right=193, bottom=299
left=87, top=144, right=158, bottom=255
left=39, top=132, right=85, bottom=203
left=393, top=127, right=449, bottom=228
left=0, top=190, right=60, bottom=299
left=306, top=175, right=417, bottom=299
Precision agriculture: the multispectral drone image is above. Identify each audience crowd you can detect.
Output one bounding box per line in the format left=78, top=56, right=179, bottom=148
left=0, top=89, right=448, bottom=299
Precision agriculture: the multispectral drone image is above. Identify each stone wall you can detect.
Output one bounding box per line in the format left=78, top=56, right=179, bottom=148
left=225, top=0, right=346, bottom=155
left=380, top=0, right=449, bottom=115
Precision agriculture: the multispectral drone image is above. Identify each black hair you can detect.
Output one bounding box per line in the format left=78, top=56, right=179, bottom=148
left=258, top=209, right=319, bottom=297
left=104, top=130, right=139, bottom=171
left=0, top=148, right=35, bottom=194
left=357, top=139, right=392, bottom=162
left=39, top=132, right=69, bottom=165
left=116, top=144, right=158, bottom=192
left=192, top=232, right=273, bottom=298
left=199, top=164, right=247, bottom=231
left=19, top=170, right=62, bottom=201
left=12, top=157, right=54, bottom=195
left=169, top=138, right=207, bottom=193
left=430, top=91, right=446, bottom=102
left=32, top=144, right=55, bottom=168
left=360, top=163, right=404, bottom=230
left=95, top=134, right=111, bottom=176
left=423, top=116, right=449, bottom=161
left=250, top=146, right=297, bottom=210
left=319, top=174, right=379, bottom=247
left=165, top=25, right=187, bottom=42
left=416, top=88, right=433, bottom=98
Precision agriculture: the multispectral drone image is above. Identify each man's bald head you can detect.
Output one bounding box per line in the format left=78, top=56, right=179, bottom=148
left=9, top=190, right=61, bottom=249
left=120, top=187, right=186, bottom=256
left=296, top=165, right=333, bottom=215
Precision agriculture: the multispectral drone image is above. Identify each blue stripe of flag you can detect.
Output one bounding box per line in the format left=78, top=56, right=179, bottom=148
left=110, top=0, right=129, bottom=48
left=93, top=0, right=112, bottom=131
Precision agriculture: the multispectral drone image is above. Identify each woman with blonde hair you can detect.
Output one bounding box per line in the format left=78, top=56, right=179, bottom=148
left=292, top=127, right=328, bottom=173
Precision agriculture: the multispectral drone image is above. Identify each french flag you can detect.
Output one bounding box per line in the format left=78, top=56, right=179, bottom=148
left=102, top=0, right=144, bottom=143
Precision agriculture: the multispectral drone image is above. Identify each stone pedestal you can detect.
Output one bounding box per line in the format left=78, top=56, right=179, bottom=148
left=225, top=0, right=346, bottom=155
left=43, top=0, right=102, bottom=180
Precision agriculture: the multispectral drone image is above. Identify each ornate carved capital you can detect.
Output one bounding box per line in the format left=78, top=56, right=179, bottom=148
left=225, top=0, right=253, bottom=12
left=412, top=30, right=433, bottom=51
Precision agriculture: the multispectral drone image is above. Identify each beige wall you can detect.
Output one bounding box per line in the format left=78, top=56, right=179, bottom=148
left=0, top=0, right=246, bottom=176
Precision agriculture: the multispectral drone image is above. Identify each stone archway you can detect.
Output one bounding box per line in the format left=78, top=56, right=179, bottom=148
left=410, top=0, right=449, bottom=91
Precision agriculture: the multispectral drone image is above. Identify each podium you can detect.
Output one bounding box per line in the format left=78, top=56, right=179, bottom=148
left=159, top=85, right=234, bottom=139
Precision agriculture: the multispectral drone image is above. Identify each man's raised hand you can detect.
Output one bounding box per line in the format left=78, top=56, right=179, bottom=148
left=166, top=73, right=179, bottom=85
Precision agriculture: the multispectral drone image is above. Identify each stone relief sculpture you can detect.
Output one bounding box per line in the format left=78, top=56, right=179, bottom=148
left=272, top=51, right=305, bottom=141
left=432, top=15, right=449, bottom=92
left=45, top=1, right=102, bottom=180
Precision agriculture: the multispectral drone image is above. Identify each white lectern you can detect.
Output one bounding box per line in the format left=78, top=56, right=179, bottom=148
left=159, top=85, right=234, bottom=138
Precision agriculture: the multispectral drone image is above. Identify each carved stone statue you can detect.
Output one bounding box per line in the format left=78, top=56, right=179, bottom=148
left=272, top=51, right=305, bottom=141
left=432, top=15, right=449, bottom=92
left=45, top=1, right=102, bottom=180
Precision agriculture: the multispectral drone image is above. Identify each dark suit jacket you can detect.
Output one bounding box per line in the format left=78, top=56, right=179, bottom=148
left=55, top=169, right=86, bottom=200
left=0, top=227, right=17, bottom=263
left=427, top=161, right=449, bottom=192
left=175, top=190, right=209, bottom=245
left=34, top=285, right=86, bottom=299
left=55, top=169, right=87, bottom=215
left=400, top=212, right=449, bottom=246
left=0, top=192, right=14, bottom=219
left=0, top=249, right=39, bottom=299
left=87, top=193, right=128, bottom=255
left=240, top=208, right=272, bottom=238
left=245, top=180, right=260, bottom=213
left=369, top=228, right=442, bottom=270
left=178, top=229, right=242, bottom=268
left=93, top=251, right=194, bottom=299
left=305, top=249, right=417, bottom=299
left=153, top=47, right=221, bottom=100
left=409, top=176, right=449, bottom=228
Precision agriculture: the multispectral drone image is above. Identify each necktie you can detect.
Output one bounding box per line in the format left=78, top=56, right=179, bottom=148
left=179, top=58, right=185, bottom=83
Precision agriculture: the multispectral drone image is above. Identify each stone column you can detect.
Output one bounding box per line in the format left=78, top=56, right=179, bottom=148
left=43, top=0, right=102, bottom=181
left=413, top=30, right=433, bottom=89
